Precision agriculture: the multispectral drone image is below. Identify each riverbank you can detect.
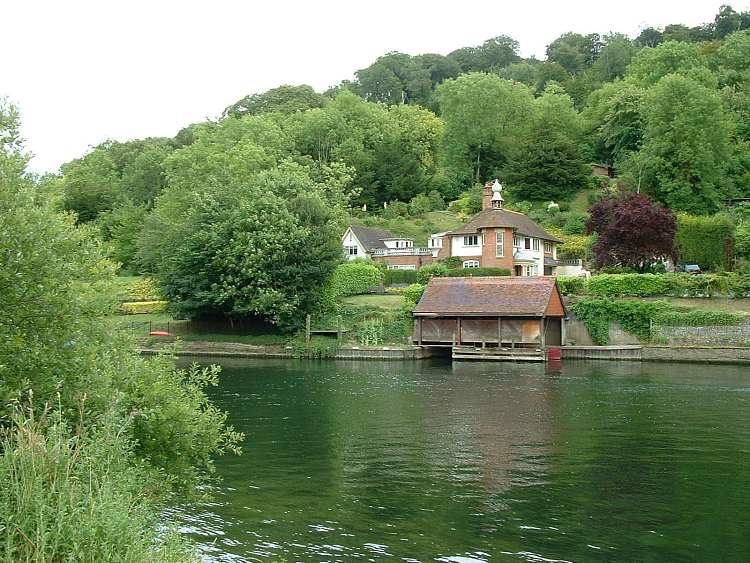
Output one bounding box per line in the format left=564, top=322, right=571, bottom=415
left=139, top=339, right=750, bottom=365
left=138, top=339, right=438, bottom=360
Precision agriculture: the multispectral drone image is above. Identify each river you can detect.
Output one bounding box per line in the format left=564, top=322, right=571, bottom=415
left=170, top=358, right=750, bottom=562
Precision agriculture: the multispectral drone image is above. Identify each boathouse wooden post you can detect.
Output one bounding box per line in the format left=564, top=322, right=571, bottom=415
left=539, top=317, right=545, bottom=349
left=417, top=318, right=423, bottom=346
left=456, top=317, right=462, bottom=345
left=497, top=318, right=502, bottom=346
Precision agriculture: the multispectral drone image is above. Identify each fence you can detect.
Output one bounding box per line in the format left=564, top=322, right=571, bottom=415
left=651, top=319, right=750, bottom=346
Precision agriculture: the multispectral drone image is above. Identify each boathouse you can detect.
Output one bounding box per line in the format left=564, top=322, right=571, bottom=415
left=412, top=277, right=565, bottom=348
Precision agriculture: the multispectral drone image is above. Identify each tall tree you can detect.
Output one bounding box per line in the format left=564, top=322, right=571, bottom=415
left=223, top=84, right=327, bottom=118
left=635, top=74, right=731, bottom=213
left=436, top=73, right=534, bottom=187
left=546, top=32, right=602, bottom=74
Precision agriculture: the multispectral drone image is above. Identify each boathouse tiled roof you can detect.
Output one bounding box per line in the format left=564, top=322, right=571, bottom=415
left=413, top=276, right=563, bottom=317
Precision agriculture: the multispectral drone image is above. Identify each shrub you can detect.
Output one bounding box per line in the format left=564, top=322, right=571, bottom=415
left=408, top=193, right=433, bottom=215
left=427, top=190, right=446, bottom=211
left=358, top=318, right=385, bottom=346
left=384, top=269, right=418, bottom=285
left=588, top=274, right=670, bottom=297
left=1, top=410, right=193, bottom=563
left=417, top=262, right=449, bottom=284
left=383, top=200, right=409, bottom=218
left=403, top=283, right=427, bottom=307
left=558, top=234, right=591, bottom=260
left=121, top=300, right=168, bottom=314
left=125, top=277, right=163, bottom=302
left=328, top=261, right=383, bottom=297
left=557, top=275, right=588, bottom=295
left=562, top=212, right=588, bottom=235
left=440, top=256, right=463, bottom=269
left=676, top=213, right=735, bottom=271
left=446, top=267, right=512, bottom=277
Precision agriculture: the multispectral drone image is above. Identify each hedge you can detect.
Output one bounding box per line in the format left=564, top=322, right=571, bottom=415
left=676, top=213, right=734, bottom=271
left=588, top=274, right=670, bottom=297
left=561, top=273, right=750, bottom=298
left=121, top=301, right=167, bottom=315
left=417, top=263, right=449, bottom=284
left=328, top=261, right=384, bottom=297
left=384, top=269, right=419, bottom=285
left=125, top=277, right=162, bottom=302
left=557, top=275, right=588, bottom=296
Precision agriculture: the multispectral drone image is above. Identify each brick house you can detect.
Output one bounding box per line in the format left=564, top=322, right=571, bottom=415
left=341, top=225, right=434, bottom=270
left=433, top=180, right=562, bottom=276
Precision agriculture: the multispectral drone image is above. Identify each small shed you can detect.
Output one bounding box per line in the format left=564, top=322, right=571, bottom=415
left=412, top=277, right=565, bottom=348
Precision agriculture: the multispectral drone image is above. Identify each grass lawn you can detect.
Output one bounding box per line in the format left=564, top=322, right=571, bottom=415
left=569, top=189, right=594, bottom=214
left=341, top=294, right=405, bottom=310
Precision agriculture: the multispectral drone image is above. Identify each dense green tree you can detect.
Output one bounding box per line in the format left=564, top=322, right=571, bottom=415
left=437, top=73, right=534, bottom=186
left=141, top=165, right=344, bottom=328
left=593, top=33, right=639, bottom=81
left=500, top=60, right=541, bottom=87
left=626, top=41, right=710, bottom=87
left=223, top=84, right=327, bottom=118
left=546, top=32, right=602, bottom=74
left=584, top=80, right=645, bottom=165
left=293, top=91, right=442, bottom=206
left=636, top=27, right=663, bottom=48
left=447, top=35, right=520, bottom=73
left=505, top=87, right=589, bottom=200
left=61, top=138, right=174, bottom=221
left=636, top=74, right=731, bottom=212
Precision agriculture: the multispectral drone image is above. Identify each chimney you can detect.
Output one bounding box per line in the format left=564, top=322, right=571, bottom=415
left=482, top=180, right=493, bottom=210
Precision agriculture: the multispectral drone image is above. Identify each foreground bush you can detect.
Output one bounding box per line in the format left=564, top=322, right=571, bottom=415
left=121, top=300, right=168, bottom=314
left=0, top=411, right=193, bottom=563
left=328, top=261, right=384, bottom=297
left=588, top=273, right=670, bottom=297
left=1, top=103, right=240, bottom=561
left=557, top=275, right=588, bottom=295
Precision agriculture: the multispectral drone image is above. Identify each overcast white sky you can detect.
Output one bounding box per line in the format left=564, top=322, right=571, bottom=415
left=3, top=0, right=747, bottom=173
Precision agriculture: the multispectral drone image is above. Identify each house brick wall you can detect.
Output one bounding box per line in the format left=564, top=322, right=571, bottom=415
left=479, top=227, right=515, bottom=270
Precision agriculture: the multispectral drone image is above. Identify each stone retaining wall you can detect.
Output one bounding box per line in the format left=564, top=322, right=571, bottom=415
left=652, top=319, right=750, bottom=346
left=642, top=346, right=750, bottom=364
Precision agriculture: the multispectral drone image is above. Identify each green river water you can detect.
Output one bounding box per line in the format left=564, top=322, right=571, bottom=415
left=171, top=358, right=750, bottom=562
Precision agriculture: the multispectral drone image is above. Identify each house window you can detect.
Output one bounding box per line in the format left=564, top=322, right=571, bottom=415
left=544, top=241, right=553, bottom=253
left=388, top=264, right=416, bottom=270
left=429, top=237, right=442, bottom=248
left=463, top=260, right=480, bottom=269
left=495, top=231, right=504, bottom=257
left=513, top=234, right=522, bottom=248
left=346, top=246, right=358, bottom=256
left=533, top=238, right=540, bottom=251
left=463, top=235, right=479, bottom=247
left=524, top=237, right=531, bottom=250
left=527, top=265, right=538, bottom=276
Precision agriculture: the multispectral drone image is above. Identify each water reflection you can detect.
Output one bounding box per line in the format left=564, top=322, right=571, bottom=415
left=170, top=358, right=750, bottom=562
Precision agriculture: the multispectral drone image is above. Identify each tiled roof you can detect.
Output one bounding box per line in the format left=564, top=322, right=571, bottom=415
left=348, top=225, right=396, bottom=251
left=449, top=209, right=563, bottom=243
left=413, top=276, right=562, bottom=317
